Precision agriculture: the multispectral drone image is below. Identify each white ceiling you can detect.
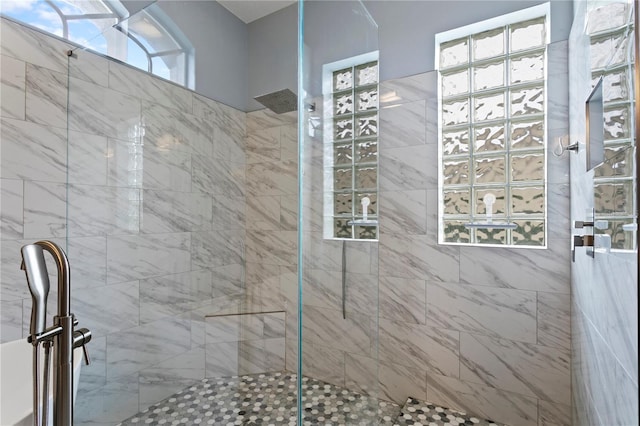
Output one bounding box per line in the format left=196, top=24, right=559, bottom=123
left=217, top=0, right=296, bottom=23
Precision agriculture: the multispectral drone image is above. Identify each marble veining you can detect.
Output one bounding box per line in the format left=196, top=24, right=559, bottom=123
left=1, top=54, right=26, bottom=120
left=25, top=63, right=67, bottom=129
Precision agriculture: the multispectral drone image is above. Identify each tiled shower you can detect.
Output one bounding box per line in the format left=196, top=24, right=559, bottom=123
left=0, top=1, right=637, bottom=425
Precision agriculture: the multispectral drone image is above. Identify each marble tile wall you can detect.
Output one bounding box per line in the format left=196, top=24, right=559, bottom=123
left=568, top=2, right=639, bottom=425
left=0, top=18, right=247, bottom=426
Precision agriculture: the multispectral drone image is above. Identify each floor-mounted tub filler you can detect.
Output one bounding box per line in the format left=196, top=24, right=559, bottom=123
left=1, top=241, right=91, bottom=426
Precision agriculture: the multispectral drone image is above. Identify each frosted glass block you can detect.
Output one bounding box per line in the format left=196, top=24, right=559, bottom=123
left=440, top=37, right=469, bottom=68
left=442, top=69, right=469, bottom=97
left=334, top=167, right=352, bottom=190
left=604, top=106, right=629, bottom=140
left=474, top=126, right=505, bottom=152
left=442, top=99, right=469, bottom=126
left=475, top=156, right=505, bottom=183
left=356, top=62, right=378, bottom=86
left=355, top=166, right=377, bottom=189
left=474, top=92, right=505, bottom=121
left=443, top=189, right=470, bottom=215
left=510, top=86, right=543, bottom=116
left=590, top=36, right=613, bottom=70
left=443, top=159, right=470, bottom=185
left=473, top=61, right=504, bottom=90
left=596, top=144, right=634, bottom=178
left=602, top=69, right=630, bottom=103
left=334, top=93, right=353, bottom=115
left=476, top=226, right=507, bottom=245
left=512, top=220, right=544, bottom=246
left=603, top=220, right=635, bottom=250
left=511, top=153, right=544, bottom=181
left=510, top=54, right=544, bottom=83
left=443, top=220, right=470, bottom=243
left=511, top=186, right=544, bottom=214
left=594, top=181, right=633, bottom=215
left=334, top=118, right=353, bottom=140
left=356, top=224, right=377, bottom=240
left=355, top=192, right=377, bottom=215
left=357, top=114, right=378, bottom=137
left=334, top=143, right=352, bottom=165
left=586, top=2, right=628, bottom=34
left=610, top=32, right=631, bottom=67
left=334, top=218, right=352, bottom=238
left=510, top=18, right=546, bottom=52
left=473, top=28, right=504, bottom=60
left=355, top=141, right=377, bottom=163
left=474, top=188, right=505, bottom=214
left=356, top=88, right=378, bottom=111
left=334, top=68, right=353, bottom=91
left=334, top=192, right=353, bottom=215
left=511, top=120, right=544, bottom=149
left=442, top=129, right=469, bottom=155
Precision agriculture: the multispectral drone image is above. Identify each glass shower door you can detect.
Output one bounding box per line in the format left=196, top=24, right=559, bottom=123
left=298, top=1, right=387, bottom=423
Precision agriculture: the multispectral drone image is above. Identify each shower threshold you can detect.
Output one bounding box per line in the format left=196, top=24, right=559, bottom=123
left=117, top=371, right=503, bottom=426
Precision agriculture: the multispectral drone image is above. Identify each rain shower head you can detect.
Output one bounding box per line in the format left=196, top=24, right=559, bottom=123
left=254, top=88, right=297, bottom=114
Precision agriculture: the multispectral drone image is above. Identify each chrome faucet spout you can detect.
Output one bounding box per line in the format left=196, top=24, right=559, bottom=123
left=21, top=244, right=51, bottom=338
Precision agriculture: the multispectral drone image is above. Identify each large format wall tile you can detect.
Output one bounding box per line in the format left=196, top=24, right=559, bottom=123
left=379, top=319, right=459, bottom=377
left=460, top=333, right=571, bottom=406
left=379, top=234, right=459, bottom=281
left=302, top=305, right=373, bottom=356
left=378, top=275, right=426, bottom=324
left=68, top=77, right=141, bottom=140
left=427, top=282, right=537, bottom=343
left=379, top=100, right=426, bottom=148
left=23, top=180, right=66, bottom=238
left=1, top=54, right=26, bottom=120
left=1, top=117, right=67, bottom=182
left=107, top=233, right=191, bottom=283
left=1, top=178, right=23, bottom=239
left=0, top=19, right=68, bottom=73
left=427, top=373, right=538, bottom=426
left=25, top=63, right=67, bottom=129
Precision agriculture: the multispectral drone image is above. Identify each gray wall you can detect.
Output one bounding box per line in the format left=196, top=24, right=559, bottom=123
left=122, top=0, right=249, bottom=111
left=247, top=0, right=573, bottom=111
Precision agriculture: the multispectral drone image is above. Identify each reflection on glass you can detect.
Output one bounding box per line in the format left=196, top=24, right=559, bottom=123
left=356, top=224, right=377, bottom=239
left=355, top=141, right=377, bottom=163
left=334, top=143, right=352, bottom=165
left=595, top=145, right=634, bottom=178
left=604, top=106, right=630, bottom=140
left=334, top=93, right=354, bottom=115
left=334, top=118, right=353, bottom=140
left=356, top=62, right=378, bottom=86
left=355, top=166, right=377, bottom=189
left=357, top=114, right=378, bottom=137
left=356, top=89, right=378, bottom=111
left=334, top=167, right=352, bottom=190
left=334, top=218, right=352, bottom=238
left=594, top=181, right=634, bottom=215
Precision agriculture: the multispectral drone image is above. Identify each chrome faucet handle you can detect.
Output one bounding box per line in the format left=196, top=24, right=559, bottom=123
left=73, top=327, right=92, bottom=365
left=82, top=344, right=90, bottom=365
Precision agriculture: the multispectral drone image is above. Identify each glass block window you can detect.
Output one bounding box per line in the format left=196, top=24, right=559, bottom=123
left=436, top=5, right=549, bottom=247
left=588, top=2, right=636, bottom=251
left=323, top=53, right=379, bottom=240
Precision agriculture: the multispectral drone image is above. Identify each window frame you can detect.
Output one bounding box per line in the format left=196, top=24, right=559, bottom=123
left=322, top=51, right=380, bottom=241
left=435, top=2, right=551, bottom=249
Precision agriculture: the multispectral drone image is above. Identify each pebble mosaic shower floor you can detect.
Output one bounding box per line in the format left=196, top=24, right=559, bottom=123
left=117, top=372, right=502, bottom=426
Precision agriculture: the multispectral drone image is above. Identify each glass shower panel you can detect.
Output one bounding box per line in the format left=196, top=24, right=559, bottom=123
left=299, top=1, right=385, bottom=424
left=64, top=4, right=271, bottom=424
